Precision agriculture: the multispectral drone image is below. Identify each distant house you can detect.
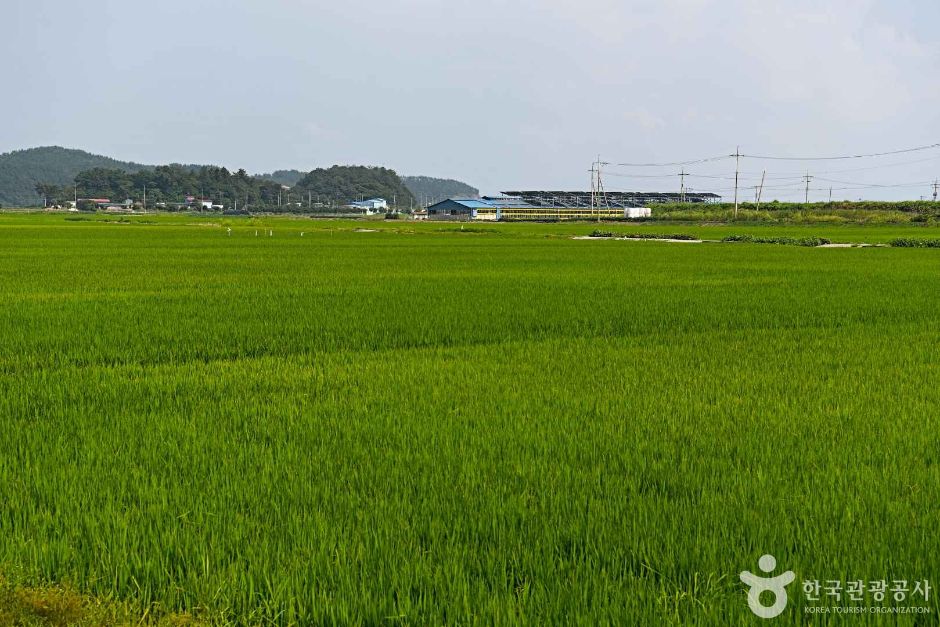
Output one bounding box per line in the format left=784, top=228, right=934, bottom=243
left=184, top=198, right=220, bottom=210
left=75, top=198, right=135, bottom=211
left=103, top=199, right=134, bottom=213
left=347, top=198, right=388, bottom=214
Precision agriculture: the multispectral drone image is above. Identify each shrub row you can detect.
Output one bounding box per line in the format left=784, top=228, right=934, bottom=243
left=722, top=234, right=832, bottom=247
left=656, top=200, right=940, bottom=214
left=889, top=238, right=940, bottom=248
left=589, top=230, right=697, bottom=240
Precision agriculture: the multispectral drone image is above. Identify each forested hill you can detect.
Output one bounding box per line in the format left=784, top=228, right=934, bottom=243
left=254, top=170, right=305, bottom=187
left=258, top=171, right=480, bottom=203
left=0, top=147, right=151, bottom=206
left=1, top=145, right=479, bottom=208
left=401, top=176, right=479, bottom=203
left=292, top=166, right=415, bottom=206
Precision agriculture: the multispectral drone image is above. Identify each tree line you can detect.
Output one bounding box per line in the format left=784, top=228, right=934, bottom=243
left=37, top=164, right=418, bottom=212
left=38, top=165, right=286, bottom=211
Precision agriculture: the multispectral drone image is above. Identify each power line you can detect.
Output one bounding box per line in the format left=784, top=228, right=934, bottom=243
left=603, top=143, right=940, bottom=171
left=604, top=170, right=805, bottom=182
left=605, top=143, right=940, bottom=173
left=603, top=171, right=694, bottom=180
left=742, top=153, right=940, bottom=176
left=607, top=154, right=732, bottom=167
left=740, top=142, right=940, bottom=161
left=606, top=158, right=940, bottom=180
left=596, top=141, right=940, bottom=201
left=824, top=182, right=934, bottom=191
left=814, top=177, right=936, bottom=188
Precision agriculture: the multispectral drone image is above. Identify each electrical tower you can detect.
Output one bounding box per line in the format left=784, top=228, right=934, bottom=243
left=596, top=157, right=610, bottom=222
left=589, top=161, right=597, bottom=220
left=590, top=156, right=610, bottom=222
left=933, top=179, right=939, bottom=202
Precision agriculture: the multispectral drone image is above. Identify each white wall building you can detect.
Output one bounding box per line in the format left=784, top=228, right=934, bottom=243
left=347, top=198, right=389, bottom=214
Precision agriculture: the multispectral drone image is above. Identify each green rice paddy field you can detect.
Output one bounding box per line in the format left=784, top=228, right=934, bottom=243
left=0, top=213, right=938, bottom=625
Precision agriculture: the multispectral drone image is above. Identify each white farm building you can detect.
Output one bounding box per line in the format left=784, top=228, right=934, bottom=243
left=348, top=198, right=388, bottom=214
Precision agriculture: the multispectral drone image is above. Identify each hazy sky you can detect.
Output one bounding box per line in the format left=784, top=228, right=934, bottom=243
left=4, top=0, right=940, bottom=199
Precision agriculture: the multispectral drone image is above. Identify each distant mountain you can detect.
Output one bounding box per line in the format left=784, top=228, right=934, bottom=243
left=0, top=145, right=479, bottom=209
left=254, top=170, right=305, bottom=188
left=401, top=176, right=479, bottom=204
left=0, top=146, right=153, bottom=206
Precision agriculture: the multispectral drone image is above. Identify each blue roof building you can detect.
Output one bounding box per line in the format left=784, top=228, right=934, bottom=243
left=426, top=198, right=517, bottom=221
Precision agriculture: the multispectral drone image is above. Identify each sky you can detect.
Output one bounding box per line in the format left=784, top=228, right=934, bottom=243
left=4, top=0, right=940, bottom=200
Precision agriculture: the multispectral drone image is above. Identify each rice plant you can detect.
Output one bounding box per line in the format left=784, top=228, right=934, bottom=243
left=0, top=214, right=938, bottom=624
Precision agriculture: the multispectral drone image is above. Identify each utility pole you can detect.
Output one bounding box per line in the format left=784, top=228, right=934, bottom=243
left=733, top=146, right=741, bottom=219
left=590, top=160, right=597, bottom=221
left=932, top=179, right=939, bottom=202
left=596, top=157, right=611, bottom=221
left=598, top=156, right=604, bottom=218
left=143, top=184, right=146, bottom=211
left=803, top=171, right=813, bottom=203
left=755, top=170, right=766, bottom=211
left=679, top=168, right=687, bottom=203
left=829, top=187, right=833, bottom=204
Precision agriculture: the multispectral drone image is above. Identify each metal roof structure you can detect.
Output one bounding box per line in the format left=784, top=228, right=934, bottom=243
left=446, top=199, right=499, bottom=209
left=478, top=197, right=535, bottom=208
left=496, top=191, right=721, bottom=208
left=349, top=197, right=387, bottom=206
